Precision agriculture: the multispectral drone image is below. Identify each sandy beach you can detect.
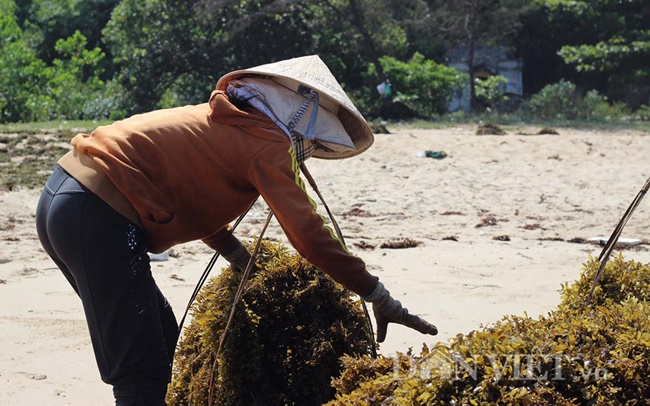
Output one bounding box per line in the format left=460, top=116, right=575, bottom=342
left=1, top=124, right=649, bottom=405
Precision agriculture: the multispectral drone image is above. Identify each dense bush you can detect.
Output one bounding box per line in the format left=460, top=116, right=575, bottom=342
left=366, top=53, right=468, bottom=119
left=524, top=80, right=583, bottom=120
left=167, top=240, right=374, bottom=406
left=636, top=104, right=650, bottom=121
left=521, top=80, right=632, bottom=122
left=475, top=75, right=508, bottom=109
left=326, top=254, right=650, bottom=405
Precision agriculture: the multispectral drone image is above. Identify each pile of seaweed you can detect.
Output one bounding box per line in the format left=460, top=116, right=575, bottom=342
left=476, top=122, right=507, bottom=135
left=327, top=254, right=650, bottom=405
left=166, top=240, right=374, bottom=406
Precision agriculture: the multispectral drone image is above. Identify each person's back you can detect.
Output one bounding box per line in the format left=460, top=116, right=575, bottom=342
left=60, top=101, right=284, bottom=252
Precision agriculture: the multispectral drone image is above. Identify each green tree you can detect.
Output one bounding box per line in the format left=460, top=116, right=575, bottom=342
left=371, top=53, right=467, bottom=118
left=475, top=74, right=508, bottom=108
left=50, top=30, right=107, bottom=119
left=0, top=1, right=53, bottom=122
left=102, top=0, right=418, bottom=114
left=103, top=0, right=203, bottom=113
left=16, top=0, right=117, bottom=65
left=520, top=0, right=650, bottom=108
left=552, top=0, right=650, bottom=108
left=199, top=0, right=420, bottom=98
left=103, top=0, right=315, bottom=112
left=425, top=0, right=521, bottom=111
left=0, top=0, right=110, bottom=122
left=513, top=3, right=573, bottom=96
left=314, top=0, right=411, bottom=82
left=209, top=1, right=317, bottom=73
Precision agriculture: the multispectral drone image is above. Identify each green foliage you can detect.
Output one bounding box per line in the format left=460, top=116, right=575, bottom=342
left=49, top=31, right=107, bottom=120
left=79, top=79, right=128, bottom=121
left=425, top=0, right=523, bottom=111
left=523, top=80, right=623, bottom=121
left=156, top=73, right=212, bottom=110
left=525, top=80, right=579, bottom=121
left=0, top=0, right=16, bottom=14
left=1, top=0, right=648, bottom=123
left=475, top=75, right=508, bottom=108
left=23, top=0, right=119, bottom=63
left=102, top=0, right=185, bottom=112
left=0, top=2, right=111, bottom=123
left=23, top=0, right=82, bottom=63
left=560, top=254, right=650, bottom=309
left=167, top=239, right=374, bottom=406
left=532, top=0, right=650, bottom=108
left=307, top=0, right=426, bottom=100
left=102, top=0, right=316, bottom=113
left=543, top=0, right=650, bottom=74
left=0, top=9, right=47, bottom=122
left=635, top=104, right=650, bottom=121
left=370, top=53, right=467, bottom=118
left=327, top=255, right=650, bottom=405
left=559, top=34, right=650, bottom=73
left=343, top=0, right=410, bottom=58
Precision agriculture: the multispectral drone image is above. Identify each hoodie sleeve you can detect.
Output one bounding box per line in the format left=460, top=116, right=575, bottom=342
left=202, top=225, right=242, bottom=255
left=246, top=143, right=378, bottom=297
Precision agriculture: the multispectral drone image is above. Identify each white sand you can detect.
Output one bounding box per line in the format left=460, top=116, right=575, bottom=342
left=1, top=125, right=649, bottom=405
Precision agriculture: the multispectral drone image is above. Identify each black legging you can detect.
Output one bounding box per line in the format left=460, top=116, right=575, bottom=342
left=35, top=166, right=179, bottom=405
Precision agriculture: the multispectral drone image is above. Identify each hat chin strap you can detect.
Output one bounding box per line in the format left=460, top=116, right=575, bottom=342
left=287, top=85, right=319, bottom=141
left=226, top=80, right=320, bottom=153
left=290, top=132, right=315, bottom=164
left=286, top=85, right=319, bottom=164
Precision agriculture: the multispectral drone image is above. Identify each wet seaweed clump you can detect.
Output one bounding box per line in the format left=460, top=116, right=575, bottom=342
left=370, top=123, right=390, bottom=134
left=380, top=238, right=423, bottom=249
left=327, top=254, right=650, bottom=405
left=538, top=127, right=560, bottom=135
left=476, top=122, right=507, bottom=135
left=166, top=239, right=374, bottom=406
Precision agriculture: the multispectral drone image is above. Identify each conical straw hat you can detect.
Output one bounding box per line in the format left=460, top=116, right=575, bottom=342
left=217, top=55, right=374, bottom=160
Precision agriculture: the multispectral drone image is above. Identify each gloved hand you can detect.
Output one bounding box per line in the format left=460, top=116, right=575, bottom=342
left=363, top=282, right=438, bottom=343
left=220, top=240, right=252, bottom=273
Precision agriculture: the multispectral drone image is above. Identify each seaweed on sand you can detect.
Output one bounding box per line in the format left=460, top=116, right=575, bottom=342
left=167, top=239, right=374, bottom=406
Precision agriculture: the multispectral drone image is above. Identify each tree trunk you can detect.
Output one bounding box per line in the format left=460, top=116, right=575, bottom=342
left=464, top=12, right=477, bottom=112
left=468, top=36, right=478, bottom=111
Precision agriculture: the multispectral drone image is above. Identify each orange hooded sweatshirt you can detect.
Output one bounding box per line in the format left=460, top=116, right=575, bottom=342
left=57, top=91, right=378, bottom=297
